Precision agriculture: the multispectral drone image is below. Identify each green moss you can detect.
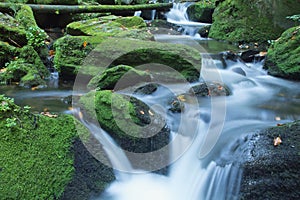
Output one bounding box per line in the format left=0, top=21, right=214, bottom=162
left=187, top=1, right=215, bottom=23
left=0, top=12, right=27, bottom=47
left=208, top=0, right=299, bottom=44
left=79, top=90, right=140, bottom=138
left=264, top=26, right=300, bottom=80
left=88, top=64, right=151, bottom=90
left=0, top=97, right=78, bottom=199
left=15, top=5, right=37, bottom=29
left=66, top=15, right=145, bottom=37
left=0, top=41, right=16, bottom=67
left=89, top=38, right=201, bottom=82
left=114, top=16, right=146, bottom=28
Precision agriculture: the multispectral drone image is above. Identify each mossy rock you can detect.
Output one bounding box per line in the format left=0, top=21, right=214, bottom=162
left=0, top=45, right=49, bottom=87
left=15, top=4, right=38, bottom=29
left=209, top=0, right=300, bottom=45
left=66, top=15, right=146, bottom=37
left=88, top=64, right=151, bottom=90
left=263, top=26, right=300, bottom=80
left=82, top=38, right=201, bottom=82
left=187, top=1, right=215, bottom=23
left=53, top=35, right=101, bottom=80
left=79, top=90, right=170, bottom=154
left=0, top=12, right=27, bottom=47
left=0, top=95, right=78, bottom=199
left=0, top=41, right=16, bottom=67
left=114, top=28, right=154, bottom=41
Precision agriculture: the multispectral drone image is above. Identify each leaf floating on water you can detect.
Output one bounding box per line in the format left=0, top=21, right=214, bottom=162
left=273, top=136, right=282, bottom=146
left=40, top=112, right=58, bottom=118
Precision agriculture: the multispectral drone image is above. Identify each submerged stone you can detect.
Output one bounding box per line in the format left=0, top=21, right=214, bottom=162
left=189, top=81, right=231, bottom=97
left=264, top=26, right=300, bottom=80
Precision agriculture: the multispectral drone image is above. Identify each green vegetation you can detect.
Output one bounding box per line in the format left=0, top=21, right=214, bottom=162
left=264, top=26, right=300, bottom=80
left=88, top=64, right=151, bottom=90
left=187, top=1, right=215, bottom=23
left=208, top=0, right=300, bottom=46
left=0, top=95, right=78, bottom=199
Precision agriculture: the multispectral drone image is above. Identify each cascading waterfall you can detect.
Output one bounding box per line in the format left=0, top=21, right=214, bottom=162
left=165, top=2, right=211, bottom=37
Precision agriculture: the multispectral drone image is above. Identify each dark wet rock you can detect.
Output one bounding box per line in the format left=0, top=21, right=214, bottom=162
left=239, top=121, right=300, bottom=200
left=59, top=138, right=115, bottom=200
left=240, top=50, right=260, bottom=63
left=264, top=26, right=300, bottom=81
left=189, top=81, right=231, bottom=97
left=197, top=25, right=211, bottom=38
left=209, top=0, right=300, bottom=45
left=88, top=65, right=151, bottom=91
left=133, top=83, right=159, bottom=95
left=168, top=97, right=184, bottom=113
left=187, top=2, right=215, bottom=23
left=219, top=51, right=239, bottom=62
left=232, top=67, right=246, bottom=76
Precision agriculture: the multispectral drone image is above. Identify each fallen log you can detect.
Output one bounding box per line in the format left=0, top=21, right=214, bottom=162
left=0, top=3, right=173, bottom=14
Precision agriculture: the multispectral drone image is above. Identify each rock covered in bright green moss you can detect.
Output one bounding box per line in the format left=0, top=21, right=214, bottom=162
left=187, top=1, right=215, bottom=23
left=79, top=90, right=170, bottom=154
left=84, top=38, right=201, bottom=82
left=66, top=15, right=146, bottom=36
left=0, top=45, right=49, bottom=87
left=0, top=95, right=78, bottom=199
left=15, top=4, right=38, bottom=29
left=0, top=12, right=27, bottom=46
left=209, top=0, right=300, bottom=45
left=264, top=26, right=300, bottom=80
left=88, top=64, right=151, bottom=90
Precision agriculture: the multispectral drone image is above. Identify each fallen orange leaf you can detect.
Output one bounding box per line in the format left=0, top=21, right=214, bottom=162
left=273, top=136, right=282, bottom=146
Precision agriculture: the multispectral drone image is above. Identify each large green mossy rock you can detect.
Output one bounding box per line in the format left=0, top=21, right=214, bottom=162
left=263, top=26, right=300, bottom=80
left=0, top=95, right=77, bottom=199
left=88, top=64, right=151, bottom=90
left=209, top=0, right=300, bottom=45
left=54, top=36, right=201, bottom=82
left=53, top=35, right=102, bottom=80
left=187, top=1, right=215, bottom=23
left=66, top=15, right=146, bottom=36
left=79, top=90, right=170, bottom=155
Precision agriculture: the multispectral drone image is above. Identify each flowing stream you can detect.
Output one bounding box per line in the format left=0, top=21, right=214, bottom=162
left=71, top=35, right=299, bottom=200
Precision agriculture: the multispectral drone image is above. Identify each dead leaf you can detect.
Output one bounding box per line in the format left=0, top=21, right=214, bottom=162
left=273, top=137, right=282, bottom=146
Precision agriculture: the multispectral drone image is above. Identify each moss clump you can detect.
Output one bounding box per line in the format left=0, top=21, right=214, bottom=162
left=88, top=64, right=151, bottom=90
left=66, top=15, right=146, bottom=37
left=0, top=95, right=78, bottom=199
left=79, top=90, right=140, bottom=138
left=88, top=38, right=201, bottom=82
left=209, top=0, right=300, bottom=45
left=264, top=26, right=300, bottom=80
left=0, top=12, right=27, bottom=47
left=0, top=45, right=49, bottom=87
left=15, top=5, right=38, bottom=29
left=187, top=1, right=215, bottom=23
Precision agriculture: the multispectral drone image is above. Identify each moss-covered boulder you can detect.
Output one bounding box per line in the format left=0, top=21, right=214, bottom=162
left=0, top=12, right=27, bottom=47
left=54, top=36, right=201, bottom=82
left=263, top=26, right=300, bottom=80
left=0, top=45, right=49, bottom=87
left=83, top=38, right=202, bottom=82
left=79, top=90, right=170, bottom=156
left=0, top=95, right=77, bottom=199
left=66, top=15, right=146, bottom=36
left=239, top=120, right=300, bottom=199
left=88, top=65, right=151, bottom=90
left=209, top=0, right=300, bottom=45
left=187, top=1, right=215, bottom=23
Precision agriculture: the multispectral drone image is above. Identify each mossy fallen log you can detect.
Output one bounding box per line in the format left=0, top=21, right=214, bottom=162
left=0, top=3, right=173, bottom=14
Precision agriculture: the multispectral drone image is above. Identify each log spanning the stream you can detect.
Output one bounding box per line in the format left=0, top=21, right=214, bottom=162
left=0, top=3, right=173, bottom=14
